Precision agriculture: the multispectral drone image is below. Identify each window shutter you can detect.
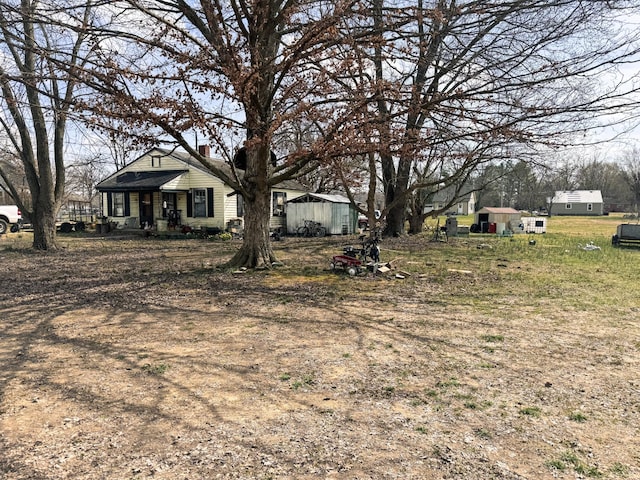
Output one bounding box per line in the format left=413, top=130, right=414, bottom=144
left=207, top=188, right=214, bottom=217
left=187, top=191, right=193, bottom=217
left=107, top=192, right=113, bottom=216
left=124, top=193, right=131, bottom=216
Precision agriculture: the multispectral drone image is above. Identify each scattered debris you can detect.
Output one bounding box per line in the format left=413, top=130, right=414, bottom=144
left=387, top=258, right=401, bottom=268
left=477, top=243, right=493, bottom=249
left=447, top=269, right=472, bottom=274
left=579, top=242, right=601, bottom=251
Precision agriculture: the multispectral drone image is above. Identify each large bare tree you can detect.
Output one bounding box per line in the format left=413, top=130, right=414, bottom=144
left=76, top=0, right=363, bottom=268
left=350, top=0, right=640, bottom=236
left=0, top=0, right=97, bottom=249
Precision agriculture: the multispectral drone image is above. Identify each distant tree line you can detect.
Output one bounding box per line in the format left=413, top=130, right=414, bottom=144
left=473, top=149, right=640, bottom=213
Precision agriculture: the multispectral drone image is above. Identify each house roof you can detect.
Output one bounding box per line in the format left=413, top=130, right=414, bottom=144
left=287, top=192, right=351, bottom=204
left=96, top=170, right=187, bottom=192
left=552, top=190, right=603, bottom=204
left=157, top=148, right=306, bottom=192
left=99, top=147, right=307, bottom=193
left=478, top=207, right=521, bottom=214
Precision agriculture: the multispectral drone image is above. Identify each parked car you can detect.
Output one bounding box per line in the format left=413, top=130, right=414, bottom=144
left=0, top=205, right=22, bottom=234
left=358, top=210, right=381, bottom=229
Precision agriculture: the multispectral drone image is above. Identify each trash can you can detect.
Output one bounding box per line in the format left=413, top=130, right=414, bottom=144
left=445, top=217, right=458, bottom=236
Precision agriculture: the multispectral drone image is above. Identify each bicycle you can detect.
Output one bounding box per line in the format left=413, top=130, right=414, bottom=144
left=296, top=219, right=327, bottom=237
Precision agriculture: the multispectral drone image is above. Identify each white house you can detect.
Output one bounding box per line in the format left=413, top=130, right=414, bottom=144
left=96, top=146, right=306, bottom=233
left=424, top=186, right=476, bottom=216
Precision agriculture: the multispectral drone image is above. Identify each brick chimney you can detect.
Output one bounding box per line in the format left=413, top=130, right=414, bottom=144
left=198, top=145, right=210, bottom=157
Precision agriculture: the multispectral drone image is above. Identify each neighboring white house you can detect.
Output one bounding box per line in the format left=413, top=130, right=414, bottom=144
left=549, top=190, right=604, bottom=216
left=424, top=187, right=476, bottom=216
left=96, top=146, right=306, bottom=232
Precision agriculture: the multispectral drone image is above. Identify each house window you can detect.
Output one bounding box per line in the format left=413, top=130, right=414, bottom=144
left=587, top=203, right=593, bottom=211
left=565, top=203, right=572, bottom=210
left=237, top=194, right=244, bottom=217
left=272, top=191, right=286, bottom=216
left=193, top=188, right=207, bottom=217
left=151, top=155, right=161, bottom=167
left=112, top=192, right=125, bottom=217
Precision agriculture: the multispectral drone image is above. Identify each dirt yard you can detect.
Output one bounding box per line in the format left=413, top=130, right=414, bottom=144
left=0, top=234, right=638, bottom=479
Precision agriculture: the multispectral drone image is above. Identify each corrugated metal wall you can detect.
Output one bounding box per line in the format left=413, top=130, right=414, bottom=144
left=286, top=202, right=357, bottom=235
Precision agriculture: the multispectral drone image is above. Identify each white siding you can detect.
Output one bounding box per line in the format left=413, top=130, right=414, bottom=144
left=166, top=164, right=227, bottom=229
left=223, top=186, right=241, bottom=227
left=124, top=151, right=187, bottom=172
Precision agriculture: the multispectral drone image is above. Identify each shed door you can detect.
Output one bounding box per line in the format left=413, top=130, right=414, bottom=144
left=478, top=213, right=489, bottom=233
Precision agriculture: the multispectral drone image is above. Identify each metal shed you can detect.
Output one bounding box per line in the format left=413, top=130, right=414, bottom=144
left=286, top=193, right=358, bottom=235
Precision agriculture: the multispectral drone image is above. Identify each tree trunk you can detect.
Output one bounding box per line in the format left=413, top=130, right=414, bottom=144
left=385, top=201, right=406, bottom=237
left=408, top=212, right=427, bottom=234
left=382, top=154, right=412, bottom=237
left=31, top=204, right=58, bottom=250
left=227, top=185, right=274, bottom=268
left=226, top=142, right=277, bottom=269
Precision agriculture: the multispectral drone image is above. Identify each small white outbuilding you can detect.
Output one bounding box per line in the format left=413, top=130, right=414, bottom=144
left=521, top=216, right=547, bottom=234
left=474, top=207, right=522, bottom=234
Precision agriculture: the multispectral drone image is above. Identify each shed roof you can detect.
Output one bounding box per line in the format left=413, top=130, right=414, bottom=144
left=552, top=190, right=603, bottom=203
left=478, top=207, right=520, bottom=214
left=287, top=192, right=351, bottom=204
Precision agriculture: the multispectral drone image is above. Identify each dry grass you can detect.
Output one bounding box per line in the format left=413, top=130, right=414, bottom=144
left=0, top=220, right=639, bottom=479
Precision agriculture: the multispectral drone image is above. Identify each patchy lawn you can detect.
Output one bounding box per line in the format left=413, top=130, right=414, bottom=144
left=0, top=232, right=638, bottom=479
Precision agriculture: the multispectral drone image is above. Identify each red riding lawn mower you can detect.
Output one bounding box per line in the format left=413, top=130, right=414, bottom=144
left=330, top=234, right=381, bottom=276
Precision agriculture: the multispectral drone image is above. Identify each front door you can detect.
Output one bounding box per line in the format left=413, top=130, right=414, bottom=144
left=139, top=192, right=154, bottom=228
